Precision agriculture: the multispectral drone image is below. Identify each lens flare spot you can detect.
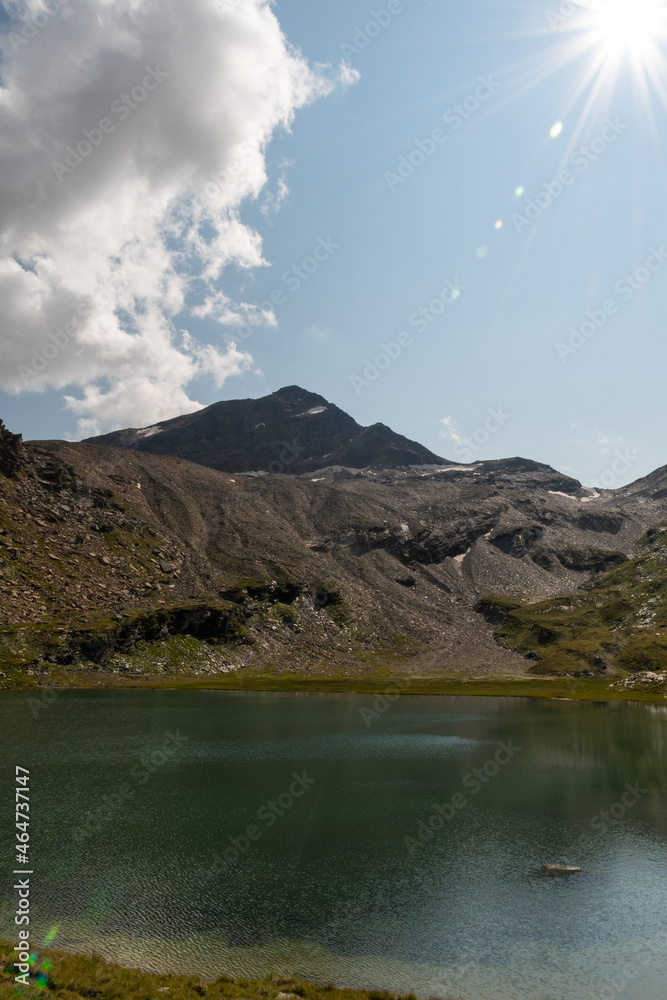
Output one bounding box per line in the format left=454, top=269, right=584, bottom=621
left=476, top=246, right=488, bottom=258
left=494, top=220, right=503, bottom=229
left=515, top=186, right=524, bottom=198
left=44, top=925, right=59, bottom=946
left=550, top=121, right=563, bottom=138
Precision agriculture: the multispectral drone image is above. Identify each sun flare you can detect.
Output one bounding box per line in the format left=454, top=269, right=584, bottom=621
left=587, top=0, right=667, bottom=61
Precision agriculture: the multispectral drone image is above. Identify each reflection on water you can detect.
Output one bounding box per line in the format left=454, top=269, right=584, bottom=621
left=1, top=690, right=666, bottom=999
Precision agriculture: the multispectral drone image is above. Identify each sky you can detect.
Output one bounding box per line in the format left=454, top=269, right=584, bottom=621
left=1, top=0, right=666, bottom=488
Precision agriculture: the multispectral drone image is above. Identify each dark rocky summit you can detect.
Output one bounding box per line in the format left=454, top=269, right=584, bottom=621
left=1, top=388, right=666, bottom=685
left=85, top=385, right=449, bottom=474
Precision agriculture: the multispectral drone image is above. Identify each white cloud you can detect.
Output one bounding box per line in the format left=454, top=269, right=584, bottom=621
left=439, top=415, right=463, bottom=445
left=190, top=291, right=276, bottom=329
left=568, top=422, right=630, bottom=457
left=338, top=61, right=361, bottom=88
left=0, top=0, right=344, bottom=434
left=306, top=324, right=332, bottom=340
left=64, top=337, right=255, bottom=437
left=259, top=169, right=290, bottom=217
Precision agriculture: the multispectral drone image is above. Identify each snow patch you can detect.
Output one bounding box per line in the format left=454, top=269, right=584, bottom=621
left=549, top=489, right=601, bottom=503
left=410, top=464, right=482, bottom=473
left=136, top=424, right=163, bottom=439
left=440, top=464, right=482, bottom=473
left=580, top=488, right=601, bottom=502
left=296, top=406, right=328, bottom=417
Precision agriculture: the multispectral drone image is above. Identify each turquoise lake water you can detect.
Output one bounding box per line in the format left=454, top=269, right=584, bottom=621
left=1, top=690, right=666, bottom=999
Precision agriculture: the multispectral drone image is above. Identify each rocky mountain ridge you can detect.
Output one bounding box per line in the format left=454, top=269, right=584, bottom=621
left=1, top=390, right=666, bottom=685
left=85, top=385, right=449, bottom=474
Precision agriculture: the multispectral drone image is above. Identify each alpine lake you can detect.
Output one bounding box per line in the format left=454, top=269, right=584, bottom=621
left=1, top=689, right=666, bottom=1000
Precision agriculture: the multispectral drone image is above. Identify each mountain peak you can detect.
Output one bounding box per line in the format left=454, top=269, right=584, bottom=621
left=84, top=387, right=447, bottom=475
left=270, top=384, right=327, bottom=404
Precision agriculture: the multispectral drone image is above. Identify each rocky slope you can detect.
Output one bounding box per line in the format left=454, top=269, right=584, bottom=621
left=85, top=385, right=448, bottom=474
left=479, top=522, right=667, bottom=676
left=1, top=394, right=667, bottom=686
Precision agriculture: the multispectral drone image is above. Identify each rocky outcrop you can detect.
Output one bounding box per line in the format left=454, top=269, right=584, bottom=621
left=0, top=420, right=24, bottom=478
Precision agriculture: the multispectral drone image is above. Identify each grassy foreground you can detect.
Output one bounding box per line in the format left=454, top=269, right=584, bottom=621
left=0, top=941, right=420, bottom=1000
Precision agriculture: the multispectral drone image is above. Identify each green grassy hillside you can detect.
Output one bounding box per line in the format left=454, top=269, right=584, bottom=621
left=478, top=524, right=667, bottom=676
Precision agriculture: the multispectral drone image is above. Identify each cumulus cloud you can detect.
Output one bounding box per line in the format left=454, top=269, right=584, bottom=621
left=0, top=0, right=340, bottom=434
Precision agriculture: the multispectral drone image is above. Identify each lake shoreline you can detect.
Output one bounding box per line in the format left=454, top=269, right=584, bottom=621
left=3, top=668, right=667, bottom=703
left=0, top=939, right=424, bottom=1000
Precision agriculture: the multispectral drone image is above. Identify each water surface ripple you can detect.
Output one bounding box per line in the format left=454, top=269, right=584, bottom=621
left=1, top=690, right=666, bottom=1000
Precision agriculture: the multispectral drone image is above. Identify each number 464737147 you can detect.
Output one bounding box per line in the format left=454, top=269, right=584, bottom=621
left=15, top=766, right=30, bottom=865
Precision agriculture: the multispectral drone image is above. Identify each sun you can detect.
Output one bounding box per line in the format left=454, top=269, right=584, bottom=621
left=585, top=0, right=667, bottom=62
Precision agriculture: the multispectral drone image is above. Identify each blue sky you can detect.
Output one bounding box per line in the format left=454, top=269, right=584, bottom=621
left=1, top=0, right=666, bottom=488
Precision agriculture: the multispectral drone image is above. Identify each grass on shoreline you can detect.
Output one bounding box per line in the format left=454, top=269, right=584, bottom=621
left=5, top=667, right=667, bottom=703
left=0, top=941, right=421, bottom=1000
